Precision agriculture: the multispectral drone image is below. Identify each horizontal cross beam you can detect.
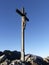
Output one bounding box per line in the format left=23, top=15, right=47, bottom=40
left=16, top=9, right=29, bottom=21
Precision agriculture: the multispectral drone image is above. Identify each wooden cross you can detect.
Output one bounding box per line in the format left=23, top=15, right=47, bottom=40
left=16, top=7, right=29, bottom=61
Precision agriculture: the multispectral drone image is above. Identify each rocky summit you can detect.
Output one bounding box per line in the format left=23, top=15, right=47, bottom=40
left=0, top=50, right=49, bottom=65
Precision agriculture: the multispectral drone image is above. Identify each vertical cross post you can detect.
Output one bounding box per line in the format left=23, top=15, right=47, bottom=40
left=21, top=8, right=25, bottom=61
left=16, top=7, right=29, bottom=62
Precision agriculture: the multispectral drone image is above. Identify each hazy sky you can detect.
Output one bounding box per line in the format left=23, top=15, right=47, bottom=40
left=0, top=0, right=49, bottom=58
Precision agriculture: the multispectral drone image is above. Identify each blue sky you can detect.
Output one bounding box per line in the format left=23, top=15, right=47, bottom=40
left=0, top=0, right=49, bottom=58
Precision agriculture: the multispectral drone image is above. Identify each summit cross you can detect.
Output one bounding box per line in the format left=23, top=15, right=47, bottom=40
left=16, top=7, right=29, bottom=61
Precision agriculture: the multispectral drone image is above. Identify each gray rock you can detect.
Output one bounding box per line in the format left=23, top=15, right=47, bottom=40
left=0, top=55, right=6, bottom=63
